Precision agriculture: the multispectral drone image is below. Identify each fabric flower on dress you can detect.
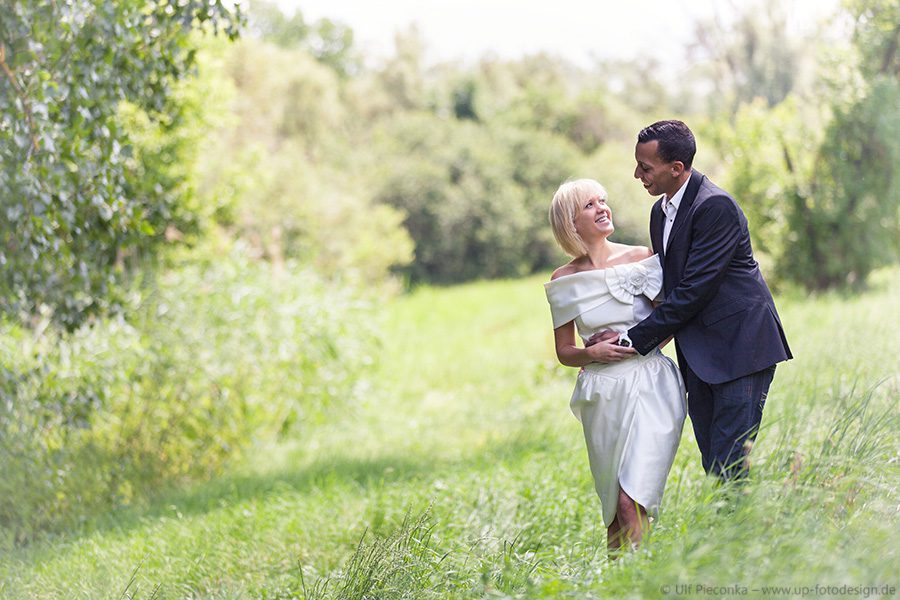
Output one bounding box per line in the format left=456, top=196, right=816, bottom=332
left=623, top=266, right=649, bottom=294
left=606, top=259, right=663, bottom=304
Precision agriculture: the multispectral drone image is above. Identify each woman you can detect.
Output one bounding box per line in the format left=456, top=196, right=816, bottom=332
left=544, top=178, right=686, bottom=550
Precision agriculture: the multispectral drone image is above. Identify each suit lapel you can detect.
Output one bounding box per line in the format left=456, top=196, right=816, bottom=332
left=664, top=169, right=704, bottom=255
left=650, top=198, right=664, bottom=255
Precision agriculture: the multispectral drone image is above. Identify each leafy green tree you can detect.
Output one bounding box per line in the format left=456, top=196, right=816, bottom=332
left=246, top=1, right=359, bottom=77
left=797, top=0, right=900, bottom=288
left=374, top=114, right=582, bottom=283
left=247, top=0, right=309, bottom=47
left=687, top=0, right=805, bottom=116
left=717, top=97, right=825, bottom=285
left=781, top=0, right=900, bottom=289
left=198, top=37, right=413, bottom=280
left=375, top=26, right=428, bottom=112
left=0, top=1, right=241, bottom=328
left=451, top=77, right=479, bottom=121
left=592, top=57, right=670, bottom=117
left=845, top=0, right=899, bottom=79
left=719, top=0, right=898, bottom=291
left=448, top=55, right=634, bottom=153
left=799, top=79, right=900, bottom=288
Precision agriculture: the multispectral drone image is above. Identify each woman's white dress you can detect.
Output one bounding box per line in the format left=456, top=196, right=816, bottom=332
left=545, top=254, right=686, bottom=526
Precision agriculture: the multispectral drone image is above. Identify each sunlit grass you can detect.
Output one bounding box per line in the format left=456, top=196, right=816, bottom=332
left=1, top=269, right=898, bottom=598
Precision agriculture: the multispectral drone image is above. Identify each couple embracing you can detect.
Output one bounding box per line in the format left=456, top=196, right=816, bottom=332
left=544, top=120, right=792, bottom=550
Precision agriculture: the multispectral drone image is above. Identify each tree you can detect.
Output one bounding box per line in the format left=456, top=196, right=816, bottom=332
left=247, top=0, right=309, bottom=48
left=374, top=26, right=428, bottom=112
left=374, top=113, right=581, bottom=283
left=845, top=0, right=899, bottom=80
left=719, top=0, right=899, bottom=290
left=0, top=1, right=241, bottom=328
left=800, top=79, right=900, bottom=288
left=246, top=1, right=359, bottom=77
left=687, top=0, right=805, bottom=116
left=799, top=0, right=900, bottom=288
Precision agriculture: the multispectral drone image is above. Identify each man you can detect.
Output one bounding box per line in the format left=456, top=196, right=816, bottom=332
left=614, top=120, right=792, bottom=479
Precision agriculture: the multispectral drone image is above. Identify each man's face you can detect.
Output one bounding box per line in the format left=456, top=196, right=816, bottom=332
left=634, top=140, right=677, bottom=197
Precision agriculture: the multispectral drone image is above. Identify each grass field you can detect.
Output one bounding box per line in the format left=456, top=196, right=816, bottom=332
left=1, top=269, right=898, bottom=599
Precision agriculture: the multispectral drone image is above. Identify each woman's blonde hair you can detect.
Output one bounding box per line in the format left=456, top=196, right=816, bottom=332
left=549, top=178, right=608, bottom=257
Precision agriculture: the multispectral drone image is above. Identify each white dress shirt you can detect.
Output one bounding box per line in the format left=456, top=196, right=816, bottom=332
left=662, top=177, right=690, bottom=253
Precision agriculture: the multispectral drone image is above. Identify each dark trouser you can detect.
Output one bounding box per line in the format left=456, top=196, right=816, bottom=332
left=684, top=364, right=776, bottom=480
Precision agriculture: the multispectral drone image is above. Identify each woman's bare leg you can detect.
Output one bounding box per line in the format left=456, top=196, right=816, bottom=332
left=606, top=513, right=623, bottom=551
left=614, top=487, right=649, bottom=547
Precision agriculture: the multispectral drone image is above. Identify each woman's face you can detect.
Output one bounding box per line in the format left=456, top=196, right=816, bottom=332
left=573, top=194, right=614, bottom=241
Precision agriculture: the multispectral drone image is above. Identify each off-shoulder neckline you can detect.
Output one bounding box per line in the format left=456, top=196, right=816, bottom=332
left=546, top=254, right=659, bottom=284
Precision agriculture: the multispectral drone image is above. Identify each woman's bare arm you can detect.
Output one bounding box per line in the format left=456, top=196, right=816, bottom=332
left=554, top=321, right=636, bottom=367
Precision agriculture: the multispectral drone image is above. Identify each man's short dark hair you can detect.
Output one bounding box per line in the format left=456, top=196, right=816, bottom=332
left=637, top=120, right=696, bottom=169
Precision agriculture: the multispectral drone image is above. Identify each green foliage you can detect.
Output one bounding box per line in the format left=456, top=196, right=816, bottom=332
left=203, top=37, right=414, bottom=279
left=374, top=114, right=582, bottom=283
left=794, top=78, right=900, bottom=288
left=715, top=98, right=817, bottom=282
left=469, top=55, right=635, bottom=153
left=593, top=58, right=672, bottom=116
left=372, top=26, right=428, bottom=112
left=247, top=0, right=359, bottom=77
left=686, top=0, right=805, bottom=116
left=0, top=244, right=379, bottom=542
left=717, top=0, right=899, bottom=290
left=844, top=0, right=899, bottom=79
left=247, top=0, right=310, bottom=47
left=0, top=0, right=241, bottom=328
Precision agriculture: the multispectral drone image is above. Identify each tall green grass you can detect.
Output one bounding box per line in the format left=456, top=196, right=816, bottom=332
left=0, top=269, right=897, bottom=598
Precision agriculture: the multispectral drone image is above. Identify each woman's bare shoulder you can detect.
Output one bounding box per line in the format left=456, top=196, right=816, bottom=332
left=551, top=264, right=577, bottom=280
left=551, top=258, right=586, bottom=280
left=611, top=243, right=653, bottom=264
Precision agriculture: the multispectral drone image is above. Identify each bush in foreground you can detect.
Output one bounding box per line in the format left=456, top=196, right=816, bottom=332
left=0, top=244, right=378, bottom=543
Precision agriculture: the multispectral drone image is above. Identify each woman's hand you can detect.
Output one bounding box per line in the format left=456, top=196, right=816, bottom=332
left=585, top=339, right=637, bottom=363
left=586, top=329, right=619, bottom=346
left=585, top=329, right=637, bottom=363
left=554, top=324, right=636, bottom=367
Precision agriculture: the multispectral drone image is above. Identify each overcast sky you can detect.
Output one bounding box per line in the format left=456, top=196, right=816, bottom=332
left=272, top=0, right=841, bottom=71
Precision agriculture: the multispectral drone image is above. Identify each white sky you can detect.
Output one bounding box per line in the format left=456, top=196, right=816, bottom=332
left=273, top=0, right=841, bottom=70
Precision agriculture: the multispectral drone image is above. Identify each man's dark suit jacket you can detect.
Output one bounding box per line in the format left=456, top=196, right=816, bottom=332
left=628, top=170, right=792, bottom=384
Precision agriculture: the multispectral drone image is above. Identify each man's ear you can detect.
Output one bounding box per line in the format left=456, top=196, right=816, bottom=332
left=670, top=161, right=685, bottom=178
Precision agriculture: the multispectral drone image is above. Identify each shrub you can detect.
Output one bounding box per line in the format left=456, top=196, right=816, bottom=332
left=374, top=114, right=583, bottom=283
left=0, top=244, right=378, bottom=542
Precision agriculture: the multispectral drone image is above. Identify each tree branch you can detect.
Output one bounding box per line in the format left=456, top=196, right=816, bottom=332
left=880, top=24, right=899, bottom=75
left=0, top=41, right=40, bottom=153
